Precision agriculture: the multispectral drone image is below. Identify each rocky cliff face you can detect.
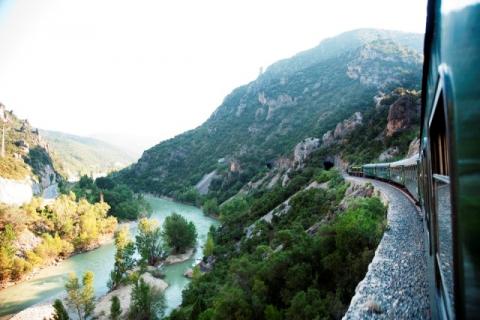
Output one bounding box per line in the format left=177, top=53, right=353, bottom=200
left=322, top=112, right=363, bottom=146
left=406, top=137, right=420, bottom=157
left=294, top=138, right=320, bottom=165
left=0, top=105, right=61, bottom=204
left=386, top=94, right=420, bottom=137
left=346, top=40, right=422, bottom=89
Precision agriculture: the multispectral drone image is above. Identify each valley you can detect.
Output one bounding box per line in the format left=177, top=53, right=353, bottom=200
left=0, top=28, right=426, bottom=319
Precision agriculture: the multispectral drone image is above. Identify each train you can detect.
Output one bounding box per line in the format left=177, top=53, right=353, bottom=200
left=348, top=154, right=420, bottom=201
left=347, top=1, right=480, bottom=318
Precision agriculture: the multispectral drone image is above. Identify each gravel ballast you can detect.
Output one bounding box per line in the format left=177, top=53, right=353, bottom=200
left=343, top=176, right=430, bottom=320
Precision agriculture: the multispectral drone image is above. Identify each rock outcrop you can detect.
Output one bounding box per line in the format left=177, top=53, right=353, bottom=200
left=323, top=112, right=363, bottom=146
left=164, top=248, right=194, bottom=265
left=14, top=229, right=42, bottom=256
left=294, top=138, right=320, bottom=165
left=386, top=95, right=419, bottom=137
left=258, top=92, right=296, bottom=120
left=378, top=146, right=400, bottom=162
left=407, top=137, right=420, bottom=157
left=195, top=170, right=219, bottom=195
left=346, top=40, right=422, bottom=89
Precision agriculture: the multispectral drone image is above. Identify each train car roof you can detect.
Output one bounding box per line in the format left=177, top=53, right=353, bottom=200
left=389, top=154, right=419, bottom=167
left=363, top=163, right=390, bottom=168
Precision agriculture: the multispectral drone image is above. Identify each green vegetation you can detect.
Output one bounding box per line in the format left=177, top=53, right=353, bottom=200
left=108, top=227, right=136, bottom=290
left=0, top=194, right=116, bottom=284
left=65, top=271, right=96, bottom=320
left=25, top=146, right=55, bottom=179
left=204, top=233, right=215, bottom=257
left=162, top=213, right=197, bottom=254
left=110, top=296, right=122, bottom=320
left=52, top=299, right=70, bottom=320
left=128, top=278, right=166, bottom=320
left=136, top=218, right=164, bottom=266
left=0, top=224, right=17, bottom=280
left=107, top=213, right=198, bottom=293
left=168, top=163, right=387, bottom=319
left=202, top=198, right=219, bottom=217
left=66, top=175, right=151, bottom=220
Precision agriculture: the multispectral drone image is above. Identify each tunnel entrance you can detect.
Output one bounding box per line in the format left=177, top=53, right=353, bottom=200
left=323, top=159, right=334, bottom=170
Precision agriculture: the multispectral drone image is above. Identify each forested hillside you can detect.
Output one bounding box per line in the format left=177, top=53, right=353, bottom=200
left=116, top=29, right=423, bottom=202
left=40, top=130, right=134, bottom=180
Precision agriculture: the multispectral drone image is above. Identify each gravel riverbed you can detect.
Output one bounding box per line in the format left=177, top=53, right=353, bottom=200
left=343, top=176, right=430, bottom=319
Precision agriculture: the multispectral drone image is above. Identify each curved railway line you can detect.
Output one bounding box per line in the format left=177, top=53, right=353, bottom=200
left=343, top=175, right=430, bottom=319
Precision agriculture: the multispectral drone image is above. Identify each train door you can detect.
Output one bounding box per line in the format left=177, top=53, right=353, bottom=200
left=427, top=85, right=455, bottom=319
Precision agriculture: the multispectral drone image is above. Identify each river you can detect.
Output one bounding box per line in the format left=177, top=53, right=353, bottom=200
left=0, top=196, right=218, bottom=319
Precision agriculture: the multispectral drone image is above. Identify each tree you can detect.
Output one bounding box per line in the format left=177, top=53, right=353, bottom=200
left=285, top=289, right=327, bottom=320
left=51, top=299, right=70, bottom=320
left=128, top=278, right=165, bottom=320
left=203, top=233, right=215, bottom=257
left=95, top=176, right=115, bottom=190
left=212, top=286, right=253, bottom=320
left=135, top=218, right=164, bottom=266
left=65, top=271, right=95, bottom=320
left=108, top=227, right=136, bottom=290
left=264, top=305, right=283, bottom=320
left=110, top=296, right=122, bottom=320
left=0, top=224, right=16, bottom=281
left=202, top=198, right=219, bottom=216
left=162, top=213, right=197, bottom=254
left=81, top=271, right=95, bottom=319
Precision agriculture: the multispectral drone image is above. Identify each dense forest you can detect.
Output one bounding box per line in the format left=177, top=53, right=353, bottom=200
left=168, top=154, right=387, bottom=319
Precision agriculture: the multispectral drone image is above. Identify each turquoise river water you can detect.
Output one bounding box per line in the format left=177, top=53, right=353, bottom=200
left=0, top=196, right=218, bottom=319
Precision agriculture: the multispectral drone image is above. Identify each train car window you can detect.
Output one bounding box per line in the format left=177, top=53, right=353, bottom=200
left=430, top=92, right=450, bottom=176
left=429, top=90, right=455, bottom=316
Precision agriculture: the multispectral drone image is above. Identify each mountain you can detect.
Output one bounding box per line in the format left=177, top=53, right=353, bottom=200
left=39, top=130, right=135, bottom=180
left=116, top=29, right=423, bottom=202
left=90, top=133, right=160, bottom=160
left=0, top=105, right=61, bottom=204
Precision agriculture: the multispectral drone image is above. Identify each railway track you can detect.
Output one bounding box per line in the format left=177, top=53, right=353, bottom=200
left=343, top=176, right=430, bottom=319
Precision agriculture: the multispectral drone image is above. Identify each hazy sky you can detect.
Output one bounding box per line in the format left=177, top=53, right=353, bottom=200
left=0, top=0, right=427, bottom=149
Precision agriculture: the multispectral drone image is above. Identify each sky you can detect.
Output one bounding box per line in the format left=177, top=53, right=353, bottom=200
left=0, top=0, right=428, bottom=153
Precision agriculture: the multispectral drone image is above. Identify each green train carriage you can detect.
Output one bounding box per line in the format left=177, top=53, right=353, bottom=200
left=420, top=0, right=480, bottom=318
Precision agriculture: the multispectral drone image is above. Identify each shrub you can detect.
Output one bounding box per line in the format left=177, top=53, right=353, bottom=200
left=128, top=278, right=165, bottom=320
left=52, top=299, right=70, bottom=320
left=110, top=296, right=122, bottom=320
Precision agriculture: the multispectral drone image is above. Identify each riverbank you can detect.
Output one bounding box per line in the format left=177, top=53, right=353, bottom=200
left=0, top=197, right=219, bottom=320
left=94, top=272, right=169, bottom=319
left=0, top=231, right=115, bottom=291
left=9, top=248, right=196, bottom=320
